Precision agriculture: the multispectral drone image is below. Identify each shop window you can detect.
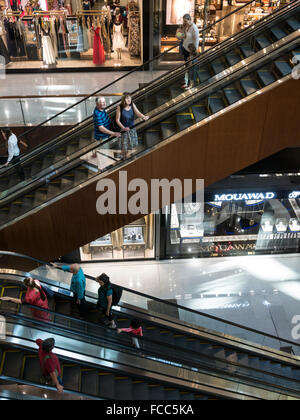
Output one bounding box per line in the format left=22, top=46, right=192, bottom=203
left=163, top=198, right=300, bottom=259
left=80, top=214, right=155, bottom=261
left=0, top=0, right=144, bottom=70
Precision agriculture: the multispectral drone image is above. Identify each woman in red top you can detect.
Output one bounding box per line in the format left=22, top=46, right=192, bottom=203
left=0, top=278, right=50, bottom=322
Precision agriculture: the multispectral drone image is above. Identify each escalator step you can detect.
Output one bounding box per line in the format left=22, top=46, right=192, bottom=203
left=148, top=384, right=165, bottom=400
left=160, top=123, right=177, bottom=140
left=191, top=105, right=209, bottom=122
left=1, top=286, right=21, bottom=304
left=23, top=356, right=41, bottom=383
left=156, top=90, right=171, bottom=106
left=62, top=365, right=81, bottom=392
left=211, top=59, right=226, bottom=75
left=286, top=17, right=300, bottom=31
left=142, top=100, right=157, bottom=114
left=1, top=351, right=24, bottom=378
left=132, top=381, right=149, bottom=400
left=164, top=388, right=180, bottom=400
left=274, top=60, right=292, bottom=77
left=225, top=50, right=242, bottom=67
left=169, top=85, right=183, bottom=99
left=81, top=370, right=99, bottom=396
left=225, top=350, right=238, bottom=363
left=115, top=377, right=132, bottom=400
left=176, top=114, right=194, bottom=131
left=180, top=391, right=194, bottom=400
left=54, top=301, right=72, bottom=316
left=208, top=96, right=226, bottom=114
left=239, top=43, right=255, bottom=58
left=255, top=35, right=271, bottom=49
left=223, top=88, right=243, bottom=105
left=197, top=67, right=212, bottom=83
left=98, top=373, right=115, bottom=399
left=144, top=130, right=161, bottom=148
left=257, top=69, right=276, bottom=86
left=270, top=26, right=288, bottom=40
left=240, top=78, right=260, bottom=96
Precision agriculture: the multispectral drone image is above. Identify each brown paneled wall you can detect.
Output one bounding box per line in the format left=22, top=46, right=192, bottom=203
left=1, top=77, right=300, bottom=270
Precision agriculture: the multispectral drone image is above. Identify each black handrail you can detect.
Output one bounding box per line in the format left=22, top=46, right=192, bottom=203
left=1, top=250, right=300, bottom=351
left=0, top=0, right=282, bottom=170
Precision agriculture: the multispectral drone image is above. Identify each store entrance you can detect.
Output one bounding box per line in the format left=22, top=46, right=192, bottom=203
left=158, top=0, right=284, bottom=62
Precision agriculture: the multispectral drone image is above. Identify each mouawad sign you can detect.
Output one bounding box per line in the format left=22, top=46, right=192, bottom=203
left=213, top=192, right=276, bottom=202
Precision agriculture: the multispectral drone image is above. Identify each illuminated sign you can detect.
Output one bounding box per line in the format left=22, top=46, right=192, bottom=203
left=214, top=192, right=276, bottom=202
left=289, top=191, right=300, bottom=199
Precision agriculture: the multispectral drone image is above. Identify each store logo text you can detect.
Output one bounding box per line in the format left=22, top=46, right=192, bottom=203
left=214, top=192, right=276, bottom=202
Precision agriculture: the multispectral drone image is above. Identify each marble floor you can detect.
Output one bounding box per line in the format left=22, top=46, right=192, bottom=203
left=32, top=252, right=300, bottom=350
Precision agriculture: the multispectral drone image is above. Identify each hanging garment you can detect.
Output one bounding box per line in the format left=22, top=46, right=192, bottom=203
left=87, top=22, right=93, bottom=49
left=112, top=23, right=125, bottom=51
left=92, top=27, right=105, bottom=65
left=50, top=18, right=58, bottom=58
left=76, top=24, right=84, bottom=52
left=100, top=19, right=110, bottom=53
left=82, top=23, right=89, bottom=51
left=0, top=36, right=10, bottom=64
left=128, top=14, right=140, bottom=57
left=41, top=28, right=56, bottom=67
left=16, top=20, right=26, bottom=56
left=57, top=18, right=68, bottom=58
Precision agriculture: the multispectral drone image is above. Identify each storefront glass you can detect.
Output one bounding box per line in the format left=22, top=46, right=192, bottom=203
left=80, top=215, right=155, bottom=261
left=155, top=0, right=285, bottom=62
left=0, top=0, right=143, bottom=70
left=163, top=195, right=300, bottom=258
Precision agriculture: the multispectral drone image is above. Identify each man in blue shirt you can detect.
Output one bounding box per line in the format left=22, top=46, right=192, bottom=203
left=92, top=96, right=121, bottom=167
left=53, top=263, right=87, bottom=318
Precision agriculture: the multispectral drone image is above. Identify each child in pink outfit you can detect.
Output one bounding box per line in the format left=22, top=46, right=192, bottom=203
left=117, top=319, right=143, bottom=349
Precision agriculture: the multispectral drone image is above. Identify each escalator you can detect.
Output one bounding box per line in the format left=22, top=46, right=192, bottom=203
left=1, top=254, right=300, bottom=399
left=0, top=1, right=298, bottom=200
left=0, top=3, right=300, bottom=264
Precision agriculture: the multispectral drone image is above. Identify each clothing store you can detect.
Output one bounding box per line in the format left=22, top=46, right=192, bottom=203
left=0, top=0, right=145, bottom=71
left=151, top=0, right=286, bottom=62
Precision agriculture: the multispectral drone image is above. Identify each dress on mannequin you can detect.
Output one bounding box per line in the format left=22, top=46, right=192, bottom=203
left=41, top=27, right=56, bottom=67
left=112, top=23, right=125, bottom=52
left=92, top=26, right=105, bottom=65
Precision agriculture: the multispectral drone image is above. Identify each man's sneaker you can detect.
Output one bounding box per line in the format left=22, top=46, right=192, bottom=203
left=108, top=320, right=116, bottom=329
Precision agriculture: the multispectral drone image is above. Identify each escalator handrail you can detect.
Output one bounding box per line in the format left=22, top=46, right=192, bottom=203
left=1, top=250, right=300, bottom=351
left=0, top=0, right=296, bottom=175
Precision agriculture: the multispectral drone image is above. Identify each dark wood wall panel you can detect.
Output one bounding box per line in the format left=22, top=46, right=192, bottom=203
left=1, top=77, right=300, bottom=270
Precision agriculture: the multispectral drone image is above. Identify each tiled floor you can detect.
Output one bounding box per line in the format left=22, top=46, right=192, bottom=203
left=32, top=252, right=300, bottom=347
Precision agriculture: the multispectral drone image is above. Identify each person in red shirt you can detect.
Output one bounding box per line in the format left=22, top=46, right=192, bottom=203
left=36, top=337, right=63, bottom=393
left=0, top=278, right=50, bottom=322
left=117, top=319, right=143, bottom=349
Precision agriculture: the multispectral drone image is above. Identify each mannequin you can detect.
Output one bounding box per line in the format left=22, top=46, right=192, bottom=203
left=102, top=0, right=113, bottom=52
left=128, top=0, right=139, bottom=12
left=112, top=7, right=125, bottom=60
